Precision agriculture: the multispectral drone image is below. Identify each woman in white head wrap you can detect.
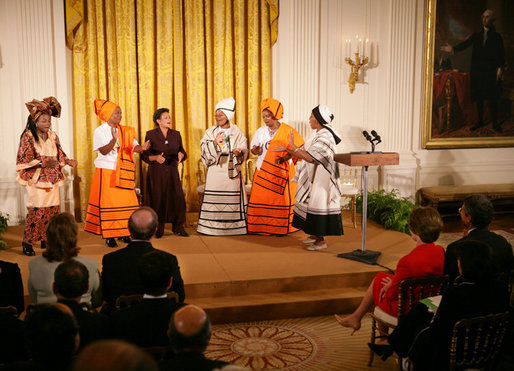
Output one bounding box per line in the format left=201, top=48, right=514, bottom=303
left=197, top=98, right=249, bottom=235
left=274, top=104, right=344, bottom=250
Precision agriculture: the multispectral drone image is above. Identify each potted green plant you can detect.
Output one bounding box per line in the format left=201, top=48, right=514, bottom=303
left=355, top=189, right=415, bottom=234
left=0, top=212, right=9, bottom=249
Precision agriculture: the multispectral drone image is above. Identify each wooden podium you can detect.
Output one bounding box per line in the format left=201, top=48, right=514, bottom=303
left=334, top=152, right=399, bottom=264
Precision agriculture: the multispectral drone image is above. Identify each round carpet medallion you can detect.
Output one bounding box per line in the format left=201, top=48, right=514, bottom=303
left=207, top=324, right=316, bottom=369
left=204, top=316, right=398, bottom=370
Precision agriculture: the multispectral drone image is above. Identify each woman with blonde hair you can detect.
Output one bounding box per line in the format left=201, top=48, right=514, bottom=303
left=335, top=207, right=445, bottom=336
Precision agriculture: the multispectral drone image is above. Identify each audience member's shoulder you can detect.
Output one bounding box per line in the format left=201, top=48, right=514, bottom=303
left=27, top=255, right=45, bottom=268
left=153, top=247, right=178, bottom=260
left=0, top=260, right=20, bottom=270
left=102, top=245, right=130, bottom=262
left=75, top=255, right=99, bottom=268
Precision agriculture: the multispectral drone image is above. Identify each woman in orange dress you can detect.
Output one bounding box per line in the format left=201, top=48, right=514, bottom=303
left=246, top=98, right=304, bottom=235
left=84, top=99, right=149, bottom=247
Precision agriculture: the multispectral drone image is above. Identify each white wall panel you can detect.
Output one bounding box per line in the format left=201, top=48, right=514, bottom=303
left=0, top=0, right=73, bottom=225
left=273, top=0, right=514, bottom=197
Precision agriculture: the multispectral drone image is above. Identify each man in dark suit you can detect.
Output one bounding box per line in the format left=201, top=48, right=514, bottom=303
left=101, top=207, right=185, bottom=313
left=441, top=9, right=506, bottom=132
left=53, top=259, right=111, bottom=349
left=111, top=250, right=184, bottom=347
left=0, top=260, right=24, bottom=315
left=160, top=304, right=229, bottom=371
left=444, top=194, right=513, bottom=282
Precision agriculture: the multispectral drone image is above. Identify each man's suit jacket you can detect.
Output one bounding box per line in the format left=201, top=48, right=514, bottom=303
left=111, top=297, right=184, bottom=347
left=408, top=278, right=509, bottom=370
left=58, top=299, right=111, bottom=349
left=453, top=26, right=505, bottom=100
left=444, top=228, right=513, bottom=282
left=0, top=260, right=24, bottom=315
left=101, top=240, right=185, bottom=307
left=158, top=352, right=228, bottom=371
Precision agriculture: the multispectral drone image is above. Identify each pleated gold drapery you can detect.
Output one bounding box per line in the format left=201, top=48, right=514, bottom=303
left=66, top=0, right=278, bottom=218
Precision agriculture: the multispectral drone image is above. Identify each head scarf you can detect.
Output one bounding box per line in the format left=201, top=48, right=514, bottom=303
left=260, top=98, right=284, bottom=120
left=94, top=99, right=119, bottom=122
left=25, top=97, right=61, bottom=122
left=215, top=97, right=236, bottom=122
left=312, top=104, right=341, bottom=145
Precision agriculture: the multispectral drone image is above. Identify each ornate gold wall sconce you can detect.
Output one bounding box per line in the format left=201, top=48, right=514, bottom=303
left=344, top=37, right=371, bottom=93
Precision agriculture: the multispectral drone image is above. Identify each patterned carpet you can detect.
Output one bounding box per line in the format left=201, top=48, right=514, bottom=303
left=205, top=316, right=397, bottom=370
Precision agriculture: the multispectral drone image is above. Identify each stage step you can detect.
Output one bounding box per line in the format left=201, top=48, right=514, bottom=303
left=184, top=271, right=377, bottom=299
left=190, top=286, right=368, bottom=324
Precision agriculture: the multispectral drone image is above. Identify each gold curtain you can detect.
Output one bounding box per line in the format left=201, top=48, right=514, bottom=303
left=66, top=0, right=276, bottom=218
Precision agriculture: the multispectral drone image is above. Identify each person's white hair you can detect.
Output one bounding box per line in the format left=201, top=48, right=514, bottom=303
left=483, top=9, right=496, bottom=21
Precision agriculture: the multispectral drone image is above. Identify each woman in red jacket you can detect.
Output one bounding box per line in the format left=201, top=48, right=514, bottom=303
left=334, top=206, right=445, bottom=334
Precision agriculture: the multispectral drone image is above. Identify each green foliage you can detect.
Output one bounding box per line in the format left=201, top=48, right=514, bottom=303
left=355, top=189, right=415, bottom=234
left=0, top=212, right=9, bottom=249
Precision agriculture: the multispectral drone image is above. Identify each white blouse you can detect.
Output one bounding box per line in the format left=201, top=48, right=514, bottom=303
left=93, top=123, right=139, bottom=170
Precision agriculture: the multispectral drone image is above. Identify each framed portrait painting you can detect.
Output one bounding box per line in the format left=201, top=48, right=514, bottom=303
left=422, top=0, right=514, bottom=149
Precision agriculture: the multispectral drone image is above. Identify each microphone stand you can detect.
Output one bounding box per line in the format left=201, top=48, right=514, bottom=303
left=338, top=132, right=383, bottom=265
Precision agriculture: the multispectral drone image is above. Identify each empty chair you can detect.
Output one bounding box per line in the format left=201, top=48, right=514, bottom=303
left=339, top=166, right=359, bottom=228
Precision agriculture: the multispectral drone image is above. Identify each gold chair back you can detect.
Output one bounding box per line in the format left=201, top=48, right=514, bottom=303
left=340, top=166, right=359, bottom=228
left=449, top=311, right=510, bottom=371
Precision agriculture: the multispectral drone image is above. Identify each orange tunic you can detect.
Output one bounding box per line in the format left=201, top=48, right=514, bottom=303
left=247, top=123, right=304, bottom=235
left=84, top=125, right=139, bottom=238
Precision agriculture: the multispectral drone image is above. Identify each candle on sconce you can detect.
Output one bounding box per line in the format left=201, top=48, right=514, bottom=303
left=365, top=39, right=370, bottom=59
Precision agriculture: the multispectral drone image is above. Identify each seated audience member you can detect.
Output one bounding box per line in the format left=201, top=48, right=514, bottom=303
left=73, top=339, right=158, bottom=371
left=101, top=207, right=185, bottom=314
left=383, top=240, right=510, bottom=370
left=0, top=260, right=24, bottom=315
left=160, top=304, right=229, bottom=370
left=334, top=206, right=445, bottom=335
left=54, top=259, right=111, bottom=349
left=111, top=250, right=184, bottom=347
left=0, top=311, right=29, bottom=365
left=444, top=194, right=513, bottom=282
left=28, top=213, right=102, bottom=307
left=5, top=303, right=80, bottom=371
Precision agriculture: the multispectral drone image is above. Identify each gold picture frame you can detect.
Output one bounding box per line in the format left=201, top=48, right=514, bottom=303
left=422, top=0, right=514, bottom=149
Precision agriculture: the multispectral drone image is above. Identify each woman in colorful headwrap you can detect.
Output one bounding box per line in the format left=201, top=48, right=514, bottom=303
left=247, top=98, right=304, bottom=236
left=197, top=97, right=248, bottom=235
left=141, top=108, right=188, bottom=238
left=84, top=99, right=150, bottom=247
left=16, top=97, right=77, bottom=256
left=274, top=105, right=343, bottom=250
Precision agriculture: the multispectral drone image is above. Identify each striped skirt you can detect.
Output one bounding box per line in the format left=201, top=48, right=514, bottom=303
left=84, top=168, right=139, bottom=238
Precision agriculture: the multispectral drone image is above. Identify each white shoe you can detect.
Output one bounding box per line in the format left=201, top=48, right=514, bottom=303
left=302, top=237, right=316, bottom=244
left=306, top=243, right=328, bottom=251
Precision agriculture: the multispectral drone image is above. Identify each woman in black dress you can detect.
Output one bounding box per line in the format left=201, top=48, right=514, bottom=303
left=142, top=108, right=188, bottom=237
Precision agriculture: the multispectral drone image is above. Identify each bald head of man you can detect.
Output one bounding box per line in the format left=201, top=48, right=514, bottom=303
left=128, top=207, right=158, bottom=240
left=168, top=305, right=211, bottom=353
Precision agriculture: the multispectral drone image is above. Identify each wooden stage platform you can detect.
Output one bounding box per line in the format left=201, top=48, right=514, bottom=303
left=1, top=211, right=414, bottom=324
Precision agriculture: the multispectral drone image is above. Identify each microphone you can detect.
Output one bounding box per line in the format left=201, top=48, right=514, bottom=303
left=371, top=130, right=381, bottom=144
left=362, top=130, right=372, bottom=141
